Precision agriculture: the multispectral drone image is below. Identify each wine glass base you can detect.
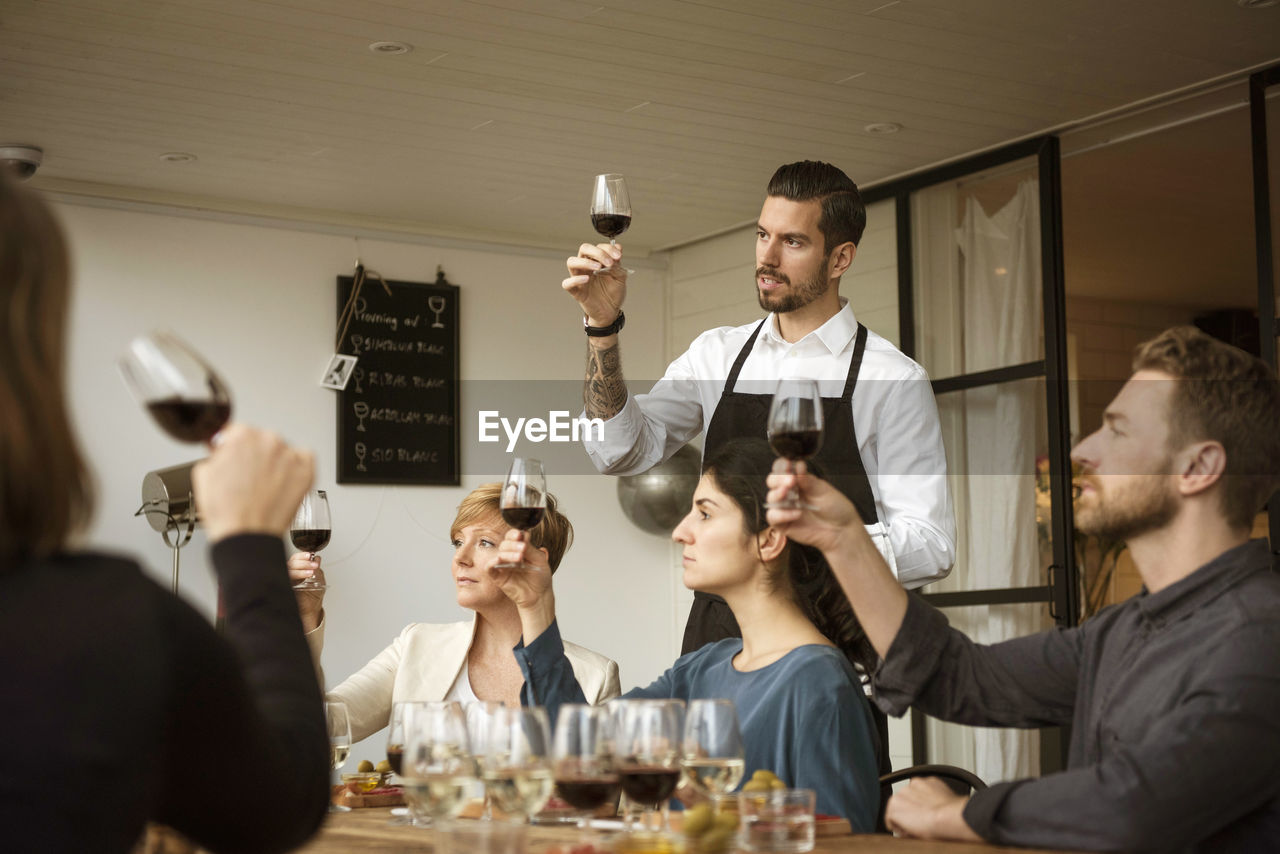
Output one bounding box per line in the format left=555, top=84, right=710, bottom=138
left=293, top=581, right=328, bottom=591
left=328, top=803, right=352, bottom=813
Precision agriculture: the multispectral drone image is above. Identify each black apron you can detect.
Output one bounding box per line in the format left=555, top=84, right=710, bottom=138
left=682, top=319, right=891, bottom=774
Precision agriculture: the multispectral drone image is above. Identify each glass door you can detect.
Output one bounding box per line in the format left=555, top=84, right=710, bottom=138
left=1249, top=64, right=1280, bottom=559
left=862, top=135, right=1075, bottom=779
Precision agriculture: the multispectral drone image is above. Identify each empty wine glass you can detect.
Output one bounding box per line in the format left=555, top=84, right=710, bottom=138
left=480, top=706, right=554, bottom=823
left=327, top=701, right=353, bottom=813
left=402, top=701, right=475, bottom=830
left=495, top=458, right=547, bottom=570
left=590, top=173, right=636, bottom=276
left=118, top=331, right=231, bottom=444
left=766, top=378, right=825, bottom=509
left=553, top=704, right=619, bottom=836
left=290, top=489, right=331, bottom=591
left=680, top=699, right=745, bottom=797
left=467, top=701, right=506, bottom=821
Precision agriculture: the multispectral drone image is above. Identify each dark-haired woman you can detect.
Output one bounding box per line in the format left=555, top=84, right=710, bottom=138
left=0, top=169, right=328, bottom=853
left=490, top=438, right=879, bottom=829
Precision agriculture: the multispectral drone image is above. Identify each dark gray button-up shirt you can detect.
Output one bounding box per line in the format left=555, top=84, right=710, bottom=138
left=872, top=538, right=1280, bottom=852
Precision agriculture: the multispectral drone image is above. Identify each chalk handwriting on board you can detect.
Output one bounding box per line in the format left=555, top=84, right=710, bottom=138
left=337, top=272, right=459, bottom=485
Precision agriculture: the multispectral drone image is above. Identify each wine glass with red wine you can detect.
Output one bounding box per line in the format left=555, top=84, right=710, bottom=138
left=495, top=458, right=546, bottom=570
left=616, top=699, right=683, bottom=835
left=290, top=489, right=331, bottom=591
left=118, top=331, right=231, bottom=444
left=552, top=704, right=619, bottom=836
left=766, top=378, right=824, bottom=509
left=590, top=173, right=636, bottom=276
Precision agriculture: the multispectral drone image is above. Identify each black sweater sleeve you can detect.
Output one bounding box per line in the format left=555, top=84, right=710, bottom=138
left=155, top=534, right=329, bottom=854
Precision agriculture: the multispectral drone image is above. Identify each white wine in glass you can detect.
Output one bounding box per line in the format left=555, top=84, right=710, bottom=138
left=327, top=701, right=353, bottom=813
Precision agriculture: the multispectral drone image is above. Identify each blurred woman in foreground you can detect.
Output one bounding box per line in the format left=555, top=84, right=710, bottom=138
left=0, top=169, right=329, bottom=853
left=292, top=483, right=619, bottom=744
left=491, top=438, right=880, bottom=828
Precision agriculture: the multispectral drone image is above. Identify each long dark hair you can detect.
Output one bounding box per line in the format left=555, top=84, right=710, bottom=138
left=0, top=170, right=93, bottom=565
left=701, top=438, right=877, bottom=674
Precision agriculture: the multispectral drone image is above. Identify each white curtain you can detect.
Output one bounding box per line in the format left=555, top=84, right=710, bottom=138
left=913, top=177, right=1045, bottom=784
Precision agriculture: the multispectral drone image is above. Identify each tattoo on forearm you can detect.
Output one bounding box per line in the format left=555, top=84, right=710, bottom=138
left=585, top=342, right=627, bottom=420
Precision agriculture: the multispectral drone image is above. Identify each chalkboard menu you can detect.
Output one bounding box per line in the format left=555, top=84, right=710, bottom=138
left=336, top=272, right=459, bottom=485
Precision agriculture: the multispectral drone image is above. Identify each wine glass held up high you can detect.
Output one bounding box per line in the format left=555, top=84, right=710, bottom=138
left=766, top=378, right=825, bottom=510
left=590, top=173, right=636, bottom=276
left=290, top=489, right=331, bottom=591
left=117, top=331, right=231, bottom=444
left=495, top=458, right=547, bottom=570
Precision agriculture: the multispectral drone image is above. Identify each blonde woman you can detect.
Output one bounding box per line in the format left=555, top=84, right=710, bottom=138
left=293, top=484, right=619, bottom=743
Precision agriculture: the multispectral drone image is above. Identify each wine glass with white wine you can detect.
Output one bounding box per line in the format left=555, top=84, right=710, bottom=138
left=327, top=701, right=353, bottom=813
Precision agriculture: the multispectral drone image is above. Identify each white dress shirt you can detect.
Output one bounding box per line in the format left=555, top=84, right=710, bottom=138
left=584, top=300, right=956, bottom=588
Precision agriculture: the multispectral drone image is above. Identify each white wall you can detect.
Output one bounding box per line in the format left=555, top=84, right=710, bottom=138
left=56, top=201, right=679, bottom=765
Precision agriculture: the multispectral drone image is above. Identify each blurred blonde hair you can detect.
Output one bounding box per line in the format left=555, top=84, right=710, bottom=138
left=450, top=483, right=573, bottom=573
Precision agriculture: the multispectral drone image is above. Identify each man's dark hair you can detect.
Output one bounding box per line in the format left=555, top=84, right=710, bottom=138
left=766, top=161, right=867, bottom=251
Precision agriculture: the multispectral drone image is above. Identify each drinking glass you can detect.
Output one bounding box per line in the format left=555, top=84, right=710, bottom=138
left=327, top=701, right=353, bottom=813
left=290, top=489, right=331, bottom=591
left=480, top=706, right=554, bottom=823
left=681, top=699, right=745, bottom=797
left=590, top=173, right=635, bottom=275
left=467, top=701, right=506, bottom=821
left=402, top=701, right=475, bottom=829
left=118, top=331, right=231, bottom=444
left=552, top=704, right=620, bottom=834
left=766, top=378, right=825, bottom=509
left=385, top=701, right=427, bottom=825
left=495, top=458, right=547, bottom=570
left=616, top=699, right=683, bottom=833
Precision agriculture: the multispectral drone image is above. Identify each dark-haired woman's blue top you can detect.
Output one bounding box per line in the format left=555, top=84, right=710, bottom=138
left=515, top=620, right=879, bottom=830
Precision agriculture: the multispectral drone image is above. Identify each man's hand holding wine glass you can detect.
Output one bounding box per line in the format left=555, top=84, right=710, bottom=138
left=564, top=241, right=627, bottom=329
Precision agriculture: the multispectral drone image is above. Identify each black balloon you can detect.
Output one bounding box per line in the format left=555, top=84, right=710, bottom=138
left=616, top=444, right=701, bottom=535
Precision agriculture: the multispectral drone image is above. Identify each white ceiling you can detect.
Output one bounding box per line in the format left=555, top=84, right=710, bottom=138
left=2, top=0, right=1279, bottom=259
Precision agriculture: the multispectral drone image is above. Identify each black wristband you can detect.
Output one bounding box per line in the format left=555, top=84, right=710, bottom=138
left=584, top=310, right=625, bottom=337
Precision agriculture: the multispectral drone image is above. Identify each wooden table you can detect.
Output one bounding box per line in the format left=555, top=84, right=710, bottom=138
left=292, top=808, right=1085, bottom=853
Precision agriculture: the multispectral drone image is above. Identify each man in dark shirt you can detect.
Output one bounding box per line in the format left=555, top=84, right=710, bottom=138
left=766, top=325, right=1280, bottom=851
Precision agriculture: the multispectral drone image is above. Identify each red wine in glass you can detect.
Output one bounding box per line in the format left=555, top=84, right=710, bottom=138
left=496, top=458, right=547, bottom=569
left=617, top=766, right=681, bottom=807
left=501, top=506, right=545, bottom=530
left=290, top=528, right=331, bottom=554
left=591, top=213, right=631, bottom=240
left=386, top=744, right=404, bottom=776
left=119, top=331, right=232, bottom=444
left=769, top=428, right=822, bottom=461
left=145, top=398, right=232, bottom=444
left=554, top=776, right=621, bottom=811
left=766, top=379, right=825, bottom=509
left=291, top=489, right=331, bottom=591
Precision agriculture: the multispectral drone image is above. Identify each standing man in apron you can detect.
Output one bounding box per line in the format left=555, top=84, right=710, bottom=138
left=564, top=159, right=956, bottom=654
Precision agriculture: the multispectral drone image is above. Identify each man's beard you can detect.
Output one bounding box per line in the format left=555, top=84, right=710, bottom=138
left=1074, top=470, right=1178, bottom=542
left=756, top=261, right=829, bottom=314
